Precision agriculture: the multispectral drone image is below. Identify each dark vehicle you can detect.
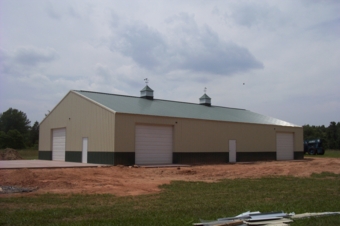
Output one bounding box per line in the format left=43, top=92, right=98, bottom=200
left=304, top=139, right=325, bottom=155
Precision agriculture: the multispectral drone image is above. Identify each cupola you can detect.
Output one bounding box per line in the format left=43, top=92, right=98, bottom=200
left=140, top=85, right=154, bottom=100
left=199, top=88, right=211, bottom=106
left=199, top=94, right=211, bottom=106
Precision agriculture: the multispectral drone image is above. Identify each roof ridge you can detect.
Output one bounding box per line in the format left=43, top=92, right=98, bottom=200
left=75, top=90, right=246, bottom=111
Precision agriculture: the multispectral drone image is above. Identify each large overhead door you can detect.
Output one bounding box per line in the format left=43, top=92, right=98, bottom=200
left=135, top=125, right=173, bottom=165
left=52, top=128, right=66, bottom=161
left=276, top=133, right=294, bottom=160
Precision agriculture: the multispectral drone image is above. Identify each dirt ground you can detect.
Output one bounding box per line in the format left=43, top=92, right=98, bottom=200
left=0, top=148, right=22, bottom=160
left=1, top=157, right=339, bottom=196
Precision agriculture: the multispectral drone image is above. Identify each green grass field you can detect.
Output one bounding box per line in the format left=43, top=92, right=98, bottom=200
left=1, top=172, right=339, bottom=226
left=17, top=149, right=39, bottom=160
left=0, top=149, right=38, bottom=160
left=304, top=150, right=340, bottom=158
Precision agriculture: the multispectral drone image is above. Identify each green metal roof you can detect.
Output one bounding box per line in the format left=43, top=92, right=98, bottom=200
left=74, top=90, right=299, bottom=127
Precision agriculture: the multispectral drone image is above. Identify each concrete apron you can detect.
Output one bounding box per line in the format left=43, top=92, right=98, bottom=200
left=138, top=164, right=191, bottom=168
left=0, top=160, right=107, bottom=169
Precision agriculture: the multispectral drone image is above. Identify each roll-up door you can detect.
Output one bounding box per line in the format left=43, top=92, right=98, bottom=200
left=52, top=128, right=66, bottom=161
left=276, top=133, right=294, bottom=160
left=135, top=125, right=173, bottom=165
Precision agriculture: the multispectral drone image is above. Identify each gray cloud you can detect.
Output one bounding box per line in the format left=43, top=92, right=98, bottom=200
left=228, top=2, right=285, bottom=29
left=109, top=12, right=263, bottom=76
left=111, top=22, right=166, bottom=70
left=307, top=17, right=340, bottom=39
left=0, top=47, right=58, bottom=78
left=13, top=46, right=58, bottom=66
left=45, top=1, right=61, bottom=20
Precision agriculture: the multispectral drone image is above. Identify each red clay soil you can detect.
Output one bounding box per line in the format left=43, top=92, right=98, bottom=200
left=1, top=157, right=339, bottom=196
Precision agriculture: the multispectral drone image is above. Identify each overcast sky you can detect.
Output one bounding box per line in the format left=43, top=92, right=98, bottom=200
left=1, top=0, right=339, bottom=127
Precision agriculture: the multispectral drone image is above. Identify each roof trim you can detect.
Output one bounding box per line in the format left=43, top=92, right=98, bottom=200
left=39, top=91, right=73, bottom=124
left=71, top=90, right=117, bottom=114
left=40, top=91, right=118, bottom=125
left=115, top=111, right=300, bottom=128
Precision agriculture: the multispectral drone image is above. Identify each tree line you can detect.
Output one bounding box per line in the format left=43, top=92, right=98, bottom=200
left=303, top=122, right=340, bottom=150
left=0, top=108, right=39, bottom=149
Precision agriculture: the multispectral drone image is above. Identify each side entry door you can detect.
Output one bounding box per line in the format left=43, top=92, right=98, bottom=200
left=229, top=140, right=236, bottom=163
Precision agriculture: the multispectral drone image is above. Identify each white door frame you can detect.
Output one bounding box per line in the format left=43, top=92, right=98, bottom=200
left=229, top=140, right=236, bottom=163
left=82, top=137, right=88, bottom=163
left=276, top=133, right=294, bottom=160
left=52, top=128, right=66, bottom=161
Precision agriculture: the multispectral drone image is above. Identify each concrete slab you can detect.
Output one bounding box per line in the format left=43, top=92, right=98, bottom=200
left=139, top=164, right=190, bottom=168
left=0, top=160, right=108, bottom=169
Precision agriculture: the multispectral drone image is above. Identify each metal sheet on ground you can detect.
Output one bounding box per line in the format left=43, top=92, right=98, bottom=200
left=245, top=218, right=292, bottom=225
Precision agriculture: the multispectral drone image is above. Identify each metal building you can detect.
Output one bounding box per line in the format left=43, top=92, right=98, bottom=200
left=39, top=86, right=303, bottom=165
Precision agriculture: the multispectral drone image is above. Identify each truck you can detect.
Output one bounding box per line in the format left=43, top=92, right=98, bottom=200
left=304, top=139, right=325, bottom=155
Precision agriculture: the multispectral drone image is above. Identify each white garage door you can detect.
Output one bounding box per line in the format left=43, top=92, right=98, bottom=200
left=135, top=125, right=173, bottom=165
left=276, top=133, right=294, bottom=160
left=52, top=128, right=66, bottom=161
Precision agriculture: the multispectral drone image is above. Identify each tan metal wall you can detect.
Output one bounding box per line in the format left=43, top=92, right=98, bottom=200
left=39, top=91, right=115, bottom=152
left=115, top=113, right=303, bottom=153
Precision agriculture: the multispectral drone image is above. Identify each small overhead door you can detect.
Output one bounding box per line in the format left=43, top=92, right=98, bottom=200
left=276, top=133, right=294, bottom=160
left=135, top=125, right=173, bottom=165
left=52, top=128, right=66, bottom=161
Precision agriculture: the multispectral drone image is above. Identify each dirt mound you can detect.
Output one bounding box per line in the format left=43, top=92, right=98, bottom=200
left=0, top=148, right=23, bottom=160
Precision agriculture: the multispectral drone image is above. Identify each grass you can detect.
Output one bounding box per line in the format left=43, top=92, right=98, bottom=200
left=17, top=149, right=39, bottom=160
left=0, top=173, right=339, bottom=226
left=0, top=149, right=39, bottom=160
left=305, top=150, right=340, bottom=158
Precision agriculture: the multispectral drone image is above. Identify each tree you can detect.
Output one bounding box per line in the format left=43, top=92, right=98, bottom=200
left=337, top=122, right=340, bottom=149
left=303, top=122, right=340, bottom=150
left=0, top=108, right=31, bottom=135
left=327, top=121, right=338, bottom=149
left=0, top=131, right=6, bottom=148
left=29, top=121, right=39, bottom=147
left=0, top=130, right=26, bottom=149
left=0, top=108, right=31, bottom=149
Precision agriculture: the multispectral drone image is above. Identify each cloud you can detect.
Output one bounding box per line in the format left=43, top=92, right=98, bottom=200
left=226, top=2, right=285, bottom=30
left=12, top=46, right=58, bottom=66
left=45, top=1, right=62, bottom=20
left=307, top=17, right=340, bottom=40
left=109, top=12, right=263, bottom=77
left=0, top=46, right=59, bottom=78
left=111, top=22, right=166, bottom=70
